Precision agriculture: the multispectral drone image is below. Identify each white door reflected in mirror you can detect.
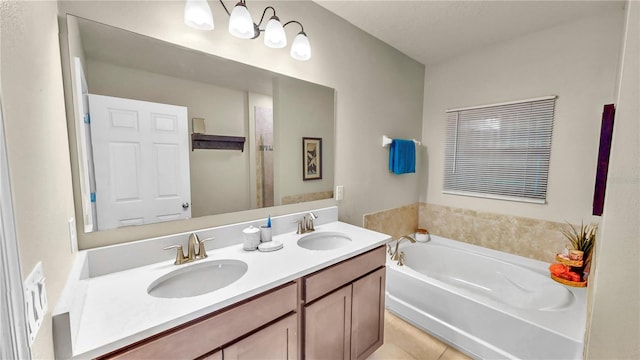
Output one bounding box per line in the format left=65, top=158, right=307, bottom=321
left=89, top=95, right=191, bottom=231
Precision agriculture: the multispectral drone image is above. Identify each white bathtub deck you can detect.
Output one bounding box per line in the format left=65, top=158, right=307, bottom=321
left=385, top=235, right=587, bottom=360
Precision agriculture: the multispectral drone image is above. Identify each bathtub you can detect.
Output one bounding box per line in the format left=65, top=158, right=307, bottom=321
left=385, top=235, right=587, bottom=360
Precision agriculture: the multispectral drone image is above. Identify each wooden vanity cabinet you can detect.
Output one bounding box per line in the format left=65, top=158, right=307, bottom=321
left=98, top=246, right=386, bottom=360
left=99, top=282, right=298, bottom=360
left=223, top=314, right=297, bottom=360
left=350, top=267, right=386, bottom=360
left=202, top=314, right=297, bottom=360
left=303, top=246, right=386, bottom=360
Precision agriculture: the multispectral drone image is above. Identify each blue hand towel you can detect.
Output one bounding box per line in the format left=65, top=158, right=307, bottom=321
left=389, top=139, right=416, bottom=174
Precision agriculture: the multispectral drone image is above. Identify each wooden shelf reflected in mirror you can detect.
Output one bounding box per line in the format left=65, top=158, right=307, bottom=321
left=192, top=134, right=246, bottom=151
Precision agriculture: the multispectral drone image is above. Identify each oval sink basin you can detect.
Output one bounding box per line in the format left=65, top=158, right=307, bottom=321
left=148, top=259, right=247, bottom=299
left=297, top=232, right=352, bottom=250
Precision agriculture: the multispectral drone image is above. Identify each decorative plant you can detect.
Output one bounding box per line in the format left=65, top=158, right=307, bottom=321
left=561, top=222, right=597, bottom=259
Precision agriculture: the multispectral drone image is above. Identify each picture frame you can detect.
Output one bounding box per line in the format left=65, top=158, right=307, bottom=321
left=302, top=137, right=322, bottom=181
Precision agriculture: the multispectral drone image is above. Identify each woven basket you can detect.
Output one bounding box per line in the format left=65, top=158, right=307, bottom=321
left=550, top=274, right=587, bottom=287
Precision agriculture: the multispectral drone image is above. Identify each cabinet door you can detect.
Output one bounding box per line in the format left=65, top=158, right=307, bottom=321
left=304, top=285, right=352, bottom=360
left=351, top=267, right=386, bottom=360
left=224, top=314, right=297, bottom=360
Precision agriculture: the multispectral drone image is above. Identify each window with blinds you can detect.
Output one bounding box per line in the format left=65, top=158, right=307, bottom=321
left=443, top=96, right=556, bottom=203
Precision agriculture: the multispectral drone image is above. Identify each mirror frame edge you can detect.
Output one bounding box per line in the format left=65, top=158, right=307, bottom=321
left=59, top=13, right=90, bottom=246
left=79, top=198, right=338, bottom=250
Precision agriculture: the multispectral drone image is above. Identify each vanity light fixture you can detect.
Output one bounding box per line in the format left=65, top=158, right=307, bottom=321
left=184, top=0, right=215, bottom=30
left=184, top=0, right=311, bottom=61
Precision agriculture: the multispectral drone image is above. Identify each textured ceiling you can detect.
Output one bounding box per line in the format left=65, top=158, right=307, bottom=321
left=314, top=0, right=625, bottom=66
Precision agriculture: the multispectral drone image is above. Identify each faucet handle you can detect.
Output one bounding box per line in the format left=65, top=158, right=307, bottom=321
left=197, top=237, right=215, bottom=259
left=163, top=244, right=187, bottom=265
left=397, top=251, right=406, bottom=266
left=293, top=220, right=304, bottom=234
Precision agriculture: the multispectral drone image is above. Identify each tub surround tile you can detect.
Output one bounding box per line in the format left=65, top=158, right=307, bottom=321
left=281, top=190, right=334, bottom=205
left=419, top=203, right=577, bottom=263
left=364, top=203, right=419, bottom=240
left=362, top=202, right=576, bottom=263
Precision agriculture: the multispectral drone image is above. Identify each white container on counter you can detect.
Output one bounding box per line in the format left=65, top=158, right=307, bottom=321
left=242, top=226, right=261, bottom=250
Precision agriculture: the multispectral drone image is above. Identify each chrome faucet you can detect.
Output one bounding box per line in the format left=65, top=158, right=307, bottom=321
left=296, top=212, right=318, bottom=234
left=387, top=235, right=416, bottom=264
left=164, top=233, right=216, bottom=265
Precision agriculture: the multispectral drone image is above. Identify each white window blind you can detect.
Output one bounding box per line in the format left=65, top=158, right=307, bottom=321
left=443, top=96, right=556, bottom=203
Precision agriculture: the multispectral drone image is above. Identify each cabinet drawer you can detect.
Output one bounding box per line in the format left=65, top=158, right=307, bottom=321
left=304, top=246, right=385, bottom=303
left=103, top=282, right=297, bottom=359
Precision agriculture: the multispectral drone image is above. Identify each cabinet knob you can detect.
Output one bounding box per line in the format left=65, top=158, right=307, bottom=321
left=182, top=202, right=190, bottom=209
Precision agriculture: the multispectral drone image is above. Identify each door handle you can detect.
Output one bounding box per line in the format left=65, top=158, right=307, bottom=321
left=182, top=202, right=190, bottom=209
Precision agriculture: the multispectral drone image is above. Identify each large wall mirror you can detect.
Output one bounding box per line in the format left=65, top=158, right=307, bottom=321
left=62, top=15, right=335, bottom=234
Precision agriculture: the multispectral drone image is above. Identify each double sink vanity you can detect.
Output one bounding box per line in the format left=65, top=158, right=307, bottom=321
left=53, top=207, right=391, bottom=359
left=56, top=12, right=386, bottom=360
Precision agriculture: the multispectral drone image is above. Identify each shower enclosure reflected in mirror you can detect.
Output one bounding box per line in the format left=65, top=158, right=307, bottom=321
left=62, top=15, right=335, bottom=233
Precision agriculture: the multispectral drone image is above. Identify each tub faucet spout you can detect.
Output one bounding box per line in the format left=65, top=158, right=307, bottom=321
left=390, top=235, right=416, bottom=261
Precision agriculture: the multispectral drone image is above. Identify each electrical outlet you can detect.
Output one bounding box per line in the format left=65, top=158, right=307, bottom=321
left=335, top=185, right=344, bottom=201
left=68, top=217, right=78, bottom=253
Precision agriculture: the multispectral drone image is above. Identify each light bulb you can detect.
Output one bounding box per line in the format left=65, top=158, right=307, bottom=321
left=290, top=32, right=311, bottom=61
left=264, top=16, right=286, bottom=48
left=229, top=2, right=255, bottom=39
left=184, top=0, right=214, bottom=30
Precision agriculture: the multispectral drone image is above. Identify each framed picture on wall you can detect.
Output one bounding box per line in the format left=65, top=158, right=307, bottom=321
left=302, top=137, right=322, bottom=181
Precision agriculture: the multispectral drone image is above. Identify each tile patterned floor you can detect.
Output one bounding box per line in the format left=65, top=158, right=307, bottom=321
left=368, top=311, right=472, bottom=360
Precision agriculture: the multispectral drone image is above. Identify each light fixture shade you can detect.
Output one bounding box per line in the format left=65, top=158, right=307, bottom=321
left=229, top=3, right=255, bottom=39
left=264, top=17, right=287, bottom=48
left=290, top=32, right=311, bottom=61
left=184, top=0, right=214, bottom=30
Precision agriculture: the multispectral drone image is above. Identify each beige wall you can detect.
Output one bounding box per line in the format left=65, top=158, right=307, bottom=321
left=421, top=10, right=624, bottom=225
left=86, top=60, right=252, bottom=217
left=0, top=1, right=77, bottom=358
left=586, top=2, right=640, bottom=358
left=56, top=0, right=425, bottom=247
left=417, top=6, right=636, bottom=357
left=275, top=76, right=334, bottom=202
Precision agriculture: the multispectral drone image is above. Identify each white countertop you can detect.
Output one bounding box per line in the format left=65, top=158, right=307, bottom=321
left=62, top=221, right=390, bottom=359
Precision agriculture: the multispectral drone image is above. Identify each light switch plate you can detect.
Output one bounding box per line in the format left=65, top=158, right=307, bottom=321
left=24, top=262, right=47, bottom=345
left=335, top=185, right=344, bottom=201
left=68, top=217, right=77, bottom=253
left=192, top=118, right=205, bottom=134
